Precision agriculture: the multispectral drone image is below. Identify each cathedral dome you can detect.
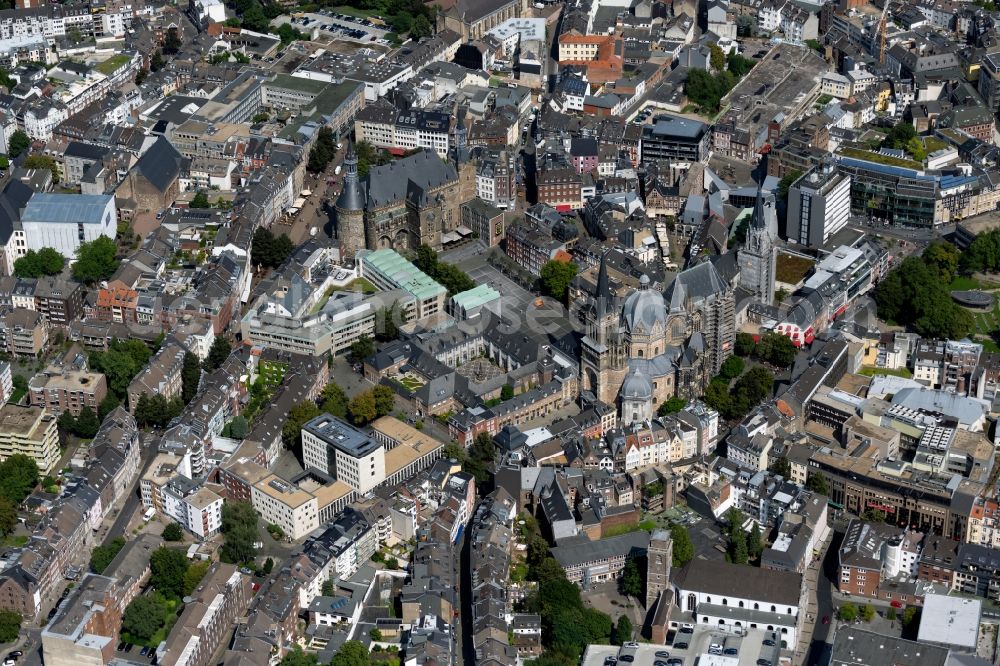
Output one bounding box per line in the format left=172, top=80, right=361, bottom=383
left=622, top=275, right=667, bottom=333
left=621, top=367, right=653, bottom=400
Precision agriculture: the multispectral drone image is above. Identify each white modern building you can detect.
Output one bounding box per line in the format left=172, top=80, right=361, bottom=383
left=786, top=165, right=852, bottom=248
left=302, top=414, right=386, bottom=493
left=20, top=193, right=116, bottom=258
left=251, top=474, right=320, bottom=541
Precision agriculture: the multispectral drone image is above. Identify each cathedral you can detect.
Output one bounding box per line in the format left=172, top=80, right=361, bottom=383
left=578, top=251, right=736, bottom=425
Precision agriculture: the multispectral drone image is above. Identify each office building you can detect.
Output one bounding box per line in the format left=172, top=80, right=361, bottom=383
left=787, top=164, right=852, bottom=247
left=302, top=414, right=386, bottom=493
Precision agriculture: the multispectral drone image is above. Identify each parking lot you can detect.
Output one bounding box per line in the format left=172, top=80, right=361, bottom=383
left=580, top=626, right=782, bottom=666
left=278, top=10, right=390, bottom=45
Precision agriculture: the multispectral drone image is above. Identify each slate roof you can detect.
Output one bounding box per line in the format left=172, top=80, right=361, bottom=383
left=134, top=136, right=184, bottom=193
left=672, top=559, right=803, bottom=607
left=366, top=149, right=457, bottom=208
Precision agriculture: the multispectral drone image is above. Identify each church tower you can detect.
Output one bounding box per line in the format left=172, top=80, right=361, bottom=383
left=738, top=184, right=778, bottom=305
left=335, top=141, right=366, bottom=260
left=580, top=252, right=628, bottom=405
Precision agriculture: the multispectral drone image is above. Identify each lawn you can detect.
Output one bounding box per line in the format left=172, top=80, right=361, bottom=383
left=258, top=360, right=287, bottom=389
left=394, top=375, right=424, bottom=392
left=333, top=277, right=377, bottom=294
left=776, top=252, right=815, bottom=284
left=924, top=136, right=948, bottom=153
left=950, top=275, right=982, bottom=291
left=122, top=596, right=180, bottom=648
left=95, top=54, right=131, bottom=75
left=838, top=147, right=923, bottom=170
left=7, top=386, right=25, bottom=404
left=1, top=534, right=27, bottom=548
left=332, top=5, right=382, bottom=20
left=858, top=366, right=912, bottom=378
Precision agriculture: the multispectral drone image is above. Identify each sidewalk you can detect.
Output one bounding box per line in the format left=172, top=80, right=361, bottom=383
left=792, top=533, right=832, bottom=665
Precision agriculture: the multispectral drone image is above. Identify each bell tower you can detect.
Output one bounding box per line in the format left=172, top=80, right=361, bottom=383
left=335, top=141, right=366, bottom=260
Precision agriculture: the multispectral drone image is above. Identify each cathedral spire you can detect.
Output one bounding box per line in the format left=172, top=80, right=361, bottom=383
left=596, top=250, right=611, bottom=319
left=336, top=139, right=364, bottom=212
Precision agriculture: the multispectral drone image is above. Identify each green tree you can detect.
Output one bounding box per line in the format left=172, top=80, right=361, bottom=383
left=13, top=248, right=64, bottom=278
left=183, top=559, right=211, bottom=596
left=350, top=335, right=374, bottom=362
left=24, top=154, right=60, bottom=183
left=684, top=68, right=736, bottom=112
left=330, top=640, right=370, bottom=666
left=901, top=606, right=920, bottom=628
left=0, top=611, right=20, bottom=643
left=134, top=393, right=183, bottom=429
left=861, top=509, right=887, bottom=523
left=203, top=336, right=232, bottom=371
left=150, top=547, right=189, bottom=598
left=769, top=457, right=792, bottom=478
left=90, top=536, right=125, bottom=573
left=748, top=523, right=763, bottom=561
left=887, top=607, right=897, bottom=622
left=726, top=52, right=755, bottom=77
left=282, top=400, right=320, bottom=451
left=190, top=191, right=210, bottom=209
left=89, top=339, right=151, bottom=400
left=735, top=332, right=755, bottom=357
left=0, top=454, right=39, bottom=505
left=540, top=260, right=579, bottom=302
left=182, top=352, right=201, bottom=403
left=150, top=50, right=165, bottom=72
left=777, top=170, right=803, bottom=201
left=369, top=628, right=383, bottom=642
left=884, top=123, right=917, bottom=150
left=709, top=43, right=725, bottom=70
left=620, top=558, right=643, bottom=598
left=501, top=384, right=514, bottom=401
left=860, top=603, right=876, bottom=622
left=164, top=26, right=182, bottom=54
left=657, top=396, right=686, bottom=416
left=372, top=385, right=395, bottom=417
left=122, top=595, right=167, bottom=642
left=614, top=615, right=633, bottom=646
left=321, top=382, right=349, bottom=419
left=838, top=603, right=858, bottom=622
left=162, top=523, right=184, bottom=541
left=0, top=497, right=15, bottom=537
left=221, top=501, right=259, bottom=564
left=263, top=557, right=274, bottom=574
left=228, top=415, right=248, bottom=439
left=251, top=227, right=294, bottom=270
left=279, top=647, right=318, bottom=666
left=73, top=236, right=119, bottom=283
left=7, top=130, right=29, bottom=158
left=671, top=523, right=694, bottom=567
left=719, top=355, right=745, bottom=380
left=74, top=406, right=100, bottom=438
left=755, top=332, right=797, bottom=367
left=806, top=472, right=829, bottom=495
left=349, top=391, right=377, bottom=426
left=95, top=394, right=120, bottom=420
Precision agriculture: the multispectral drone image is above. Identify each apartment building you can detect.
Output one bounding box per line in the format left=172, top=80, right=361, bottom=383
left=0, top=309, right=47, bottom=358
left=29, top=366, right=108, bottom=416
left=126, top=342, right=186, bottom=412
left=157, top=564, right=253, bottom=666
left=0, top=403, right=59, bottom=474
left=251, top=475, right=319, bottom=541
